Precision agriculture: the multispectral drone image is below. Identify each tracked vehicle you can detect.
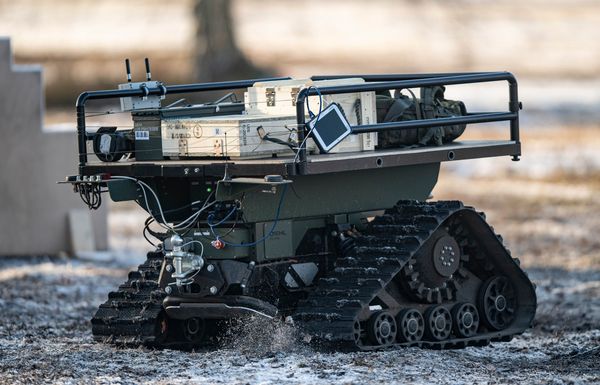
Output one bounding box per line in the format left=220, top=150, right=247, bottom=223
left=64, top=61, right=536, bottom=350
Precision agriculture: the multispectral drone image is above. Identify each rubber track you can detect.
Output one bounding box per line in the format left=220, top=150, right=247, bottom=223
left=91, top=251, right=165, bottom=345
left=292, top=200, right=524, bottom=350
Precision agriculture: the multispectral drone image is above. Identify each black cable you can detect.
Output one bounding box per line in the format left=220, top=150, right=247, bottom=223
left=143, top=225, right=158, bottom=247
left=204, top=208, right=240, bottom=241
left=78, top=183, right=102, bottom=210
left=141, top=192, right=217, bottom=246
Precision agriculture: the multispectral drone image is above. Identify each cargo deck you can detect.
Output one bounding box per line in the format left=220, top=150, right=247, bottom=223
left=81, top=139, right=520, bottom=177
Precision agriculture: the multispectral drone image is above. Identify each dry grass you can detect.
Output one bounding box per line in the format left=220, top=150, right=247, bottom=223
left=435, top=126, right=600, bottom=270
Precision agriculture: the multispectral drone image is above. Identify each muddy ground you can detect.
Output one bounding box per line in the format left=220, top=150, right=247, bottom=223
left=1, top=127, right=599, bottom=384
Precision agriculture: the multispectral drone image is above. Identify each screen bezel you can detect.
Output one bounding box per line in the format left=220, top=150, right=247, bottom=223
left=307, top=104, right=353, bottom=153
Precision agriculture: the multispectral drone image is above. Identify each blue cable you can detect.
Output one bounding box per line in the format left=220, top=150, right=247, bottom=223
left=207, top=205, right=237, bottom=227
left=209, top=184, right=288, bottom=248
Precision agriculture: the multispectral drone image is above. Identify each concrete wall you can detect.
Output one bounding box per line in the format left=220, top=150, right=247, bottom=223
left=0, top=37, right=107, bottom=256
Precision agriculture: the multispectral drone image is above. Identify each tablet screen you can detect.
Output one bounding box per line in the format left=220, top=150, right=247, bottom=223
left=308, top=104, right=352, bottom=152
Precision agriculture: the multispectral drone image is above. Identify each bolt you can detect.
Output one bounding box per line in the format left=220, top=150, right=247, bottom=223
left=450, top=258, right=455, bottom=263
left=450, top=251, right=455, bottom=256
left=210, top=286, right=218, bottom=295
left=165, top=286, right=172, bottom=294
left=165, top=264, right=173, bottom=272
left=194, top=168, right=200, bottom=173
left=207, top=264, right=215, bottom=272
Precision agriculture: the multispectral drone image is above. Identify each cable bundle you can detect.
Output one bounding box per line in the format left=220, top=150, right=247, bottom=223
left=77, top=183, right=102, bottom=210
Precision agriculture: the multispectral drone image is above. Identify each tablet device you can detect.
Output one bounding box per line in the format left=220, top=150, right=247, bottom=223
left=307, top=103, right=352, bottom=153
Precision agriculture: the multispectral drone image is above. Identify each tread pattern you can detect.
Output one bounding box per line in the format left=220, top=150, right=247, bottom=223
left=292, top=200, right=532, bottom=350
left=91, top=251, right=166, bottom=345
left=90, top=200, right=535, bottom=351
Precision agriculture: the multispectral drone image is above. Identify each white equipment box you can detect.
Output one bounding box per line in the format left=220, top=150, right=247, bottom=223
left=245, top=78, right=377, bottom=153
left=161, top=114, right=298, bottom=159
left=160, top=78, right=378, bottom=159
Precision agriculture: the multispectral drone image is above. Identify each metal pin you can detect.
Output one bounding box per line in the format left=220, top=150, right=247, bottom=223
left=125, top=58, right=132, bottom=82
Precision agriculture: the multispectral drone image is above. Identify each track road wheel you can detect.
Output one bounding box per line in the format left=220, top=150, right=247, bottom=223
left=479, top=276, right=516, bottom=330
left=367, top=311, right=397, bottom=347
left=182, top=317, right=206, bottom=344
left=396, top=308, right=425, bottom=343
left=425, top=305, right=452, bottom=341
left=452, top=303, right=479, bottom=337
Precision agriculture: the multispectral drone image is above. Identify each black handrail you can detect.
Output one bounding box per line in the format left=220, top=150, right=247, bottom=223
left=75, top=77, right=291, bottom=171
left=351, top=112, right=518, bottom=134
left=295, top=71, right=521, bottom=171
left=311, top=72, right=495, bottom=82
left=75, top=72, right=521, bottom=175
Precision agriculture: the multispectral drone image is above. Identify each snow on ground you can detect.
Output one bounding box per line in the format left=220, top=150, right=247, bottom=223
left=0, top=257, right=598, bottom=385
left=1, top=126, right=599, bottom=384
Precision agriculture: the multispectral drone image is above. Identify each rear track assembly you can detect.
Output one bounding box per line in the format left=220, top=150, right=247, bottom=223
left=293, top=201, right=536, bottom=350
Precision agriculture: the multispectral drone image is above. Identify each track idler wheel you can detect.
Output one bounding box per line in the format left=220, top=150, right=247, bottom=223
left=352, top=320, right=364, bottom=347
left=182, top=317, right=206, bottom=344
left=425, top=305, right=452, bottom=341
left=452, top=303, right=480, bottom=337
left=367, top=311, right=397, bottom=346
left=479, top=276, right=516, bottom=330
left=396, top=308, right=425, bottom=343
left=155, top=311, right=170, bottom=345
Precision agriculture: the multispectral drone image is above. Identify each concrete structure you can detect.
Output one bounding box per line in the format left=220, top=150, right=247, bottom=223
left=0, top=38, right=107, bottom=256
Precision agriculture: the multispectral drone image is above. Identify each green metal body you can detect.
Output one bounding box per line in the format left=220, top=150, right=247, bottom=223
left=107, top=163, right=439, bottom=261
left=217, top=164, right=439, bottom=222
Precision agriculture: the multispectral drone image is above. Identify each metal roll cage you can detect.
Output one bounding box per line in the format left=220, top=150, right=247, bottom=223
left=75, top=72, right=521, bottom=175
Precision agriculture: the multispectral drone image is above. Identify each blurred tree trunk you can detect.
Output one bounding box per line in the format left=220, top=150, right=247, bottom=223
left=194, top=0, right=268, bottom=82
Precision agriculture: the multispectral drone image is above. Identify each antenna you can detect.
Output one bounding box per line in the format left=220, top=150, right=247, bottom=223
left=125, top=58, right=132, bottom=82
left=144, top=57, right=152, bottom=81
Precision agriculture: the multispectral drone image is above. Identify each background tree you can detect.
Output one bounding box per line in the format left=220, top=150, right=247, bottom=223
left=194, top=0, right=269, bottom=82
